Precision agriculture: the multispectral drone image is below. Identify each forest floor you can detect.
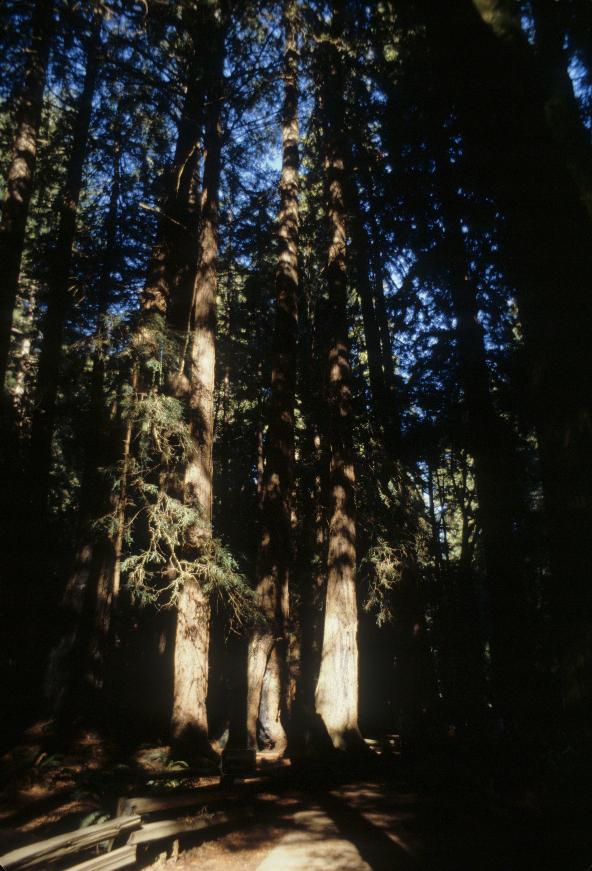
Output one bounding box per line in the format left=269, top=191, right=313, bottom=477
left=145, top=769, right=589, bottom=871
left=1, top=724, right=591, bottom=871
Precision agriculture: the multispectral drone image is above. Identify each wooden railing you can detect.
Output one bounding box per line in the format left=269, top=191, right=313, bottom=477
left=0, top=751, right=274, bottom=871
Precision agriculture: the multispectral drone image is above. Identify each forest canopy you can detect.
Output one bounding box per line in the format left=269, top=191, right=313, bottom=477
left=1, top=0, right=591, bottom=772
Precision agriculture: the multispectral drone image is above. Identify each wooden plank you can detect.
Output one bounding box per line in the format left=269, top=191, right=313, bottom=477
left=118, top=792, right=209, bottom=817
left=128, top=809, right=250, bottom=846
left=117, top=783, right=231, bottom=817
left=65, top=845, right=137, bottom=871
left=0, top=815, right=141, bottom=870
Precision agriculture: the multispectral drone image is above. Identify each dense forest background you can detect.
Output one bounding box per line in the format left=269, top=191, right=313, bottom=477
left=1, top=0, right=591, bottom=789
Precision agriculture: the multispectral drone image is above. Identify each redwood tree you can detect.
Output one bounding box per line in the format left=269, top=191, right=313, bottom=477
left=29, top=12, right=102, bottom=509
left=247, top=0, right=299, bottom=751
left=314, top=0, right=362, bottom=751
left=170, top=4, right=227, bottom=754
left=0, top=0, right=53, bottom=393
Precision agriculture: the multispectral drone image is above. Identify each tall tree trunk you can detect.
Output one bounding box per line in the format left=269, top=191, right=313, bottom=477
left=170, top=14, right=225, bottom=754
left=29, top=16, right=101, bottom=509
left=0, top=0, right=53, bottom=393
left=9, top=281, right=37, bottom=426
left=314, top=0, right=362, bottom=751
left=426, top=0, right=592, bottom=717
left=349, top=206, right=388, bottom=441
left=350, top=134, right=400, bottom=449
left=110, top=19, right=209, bottom=750
left=289, top=284, right=330, bottom=757
left=472, top=2, right=592, bottom=713
left=366, top=203, right=400, bottom=444
left=247, top=0, right=299, bottom=751
left=446, top=219, right=529, bottom=727
left=143, top=64, right=204, bottom=323
left=45, top=128, right=121, bottom=716
left=372, top=242, right=401, bottom=440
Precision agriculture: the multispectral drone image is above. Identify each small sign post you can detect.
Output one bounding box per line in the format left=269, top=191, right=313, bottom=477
left=220, top=748, right=257, bottom=784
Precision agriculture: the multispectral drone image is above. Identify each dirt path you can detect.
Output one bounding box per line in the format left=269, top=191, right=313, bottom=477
left=150, top=773, right=564, bottom=871
left=150, top=780, right=420, bottom=871
left=145, top=756, right=592, bottom=871
left=2, top=736, right=583, bottom=871
left=254, top=784, right=418, bottom=871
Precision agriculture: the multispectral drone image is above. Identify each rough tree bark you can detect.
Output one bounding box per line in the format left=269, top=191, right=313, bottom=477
left=314, top=0, right=362, bottom=751
left=170, top=12, right=225, bottom=754
left=289, top=286, right=330, bottom=758
left=247, top=0, right=299, bottom=751
left=143, top=61, right=204, bottom=324
left=0, top=0, right=53, bottom=392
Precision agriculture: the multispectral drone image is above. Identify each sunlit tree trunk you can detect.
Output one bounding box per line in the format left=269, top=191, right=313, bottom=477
left=105, top=18, right=209, bottom=749
left=29, top=15, right=101, bottom=509
left=9, top=281, right=37, bottom=426
left=171, top=14, right=225, bottom=754
left=247, top=0, right=299, bottom=751
left=0, top=0, right=53, bottom=392
left=314, top=0, right=362, bottom=751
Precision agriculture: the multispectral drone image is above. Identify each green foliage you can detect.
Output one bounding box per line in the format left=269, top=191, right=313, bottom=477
left=79, top=810, right=110, bottom=829
left=111, top=346, right=261, bottom=633
left=361, top=538, right=406, bottom=626
left=121, top=484, right=260, bottom=635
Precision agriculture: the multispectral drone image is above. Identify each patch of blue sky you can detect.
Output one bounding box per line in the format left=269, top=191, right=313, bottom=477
left=520, top=11, right=536, bottom=46
left=568, top=56, right=592, bottom=128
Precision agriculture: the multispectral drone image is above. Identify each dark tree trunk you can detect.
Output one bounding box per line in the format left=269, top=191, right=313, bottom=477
left=349, top=205, right=389, bottom=441
left=446, top=221, right=530, bottom=726
left=289, top=281, right=330, bottom=757
left=425, top=0, right=592, bottom=716
left=45, top=126, right=121, bottom=718
left=0, top=0, right=53, bottom=393
left=473, top=0, right=592, bottom=222
left=247, top=0, right=299, bottom=752
left=29, top=16, right=101, bottom=509
left=143, top=62, right=204, bottom=325
left=369, top=239, right=399, bottom=442
left=354, top=158, right=400, bottom=449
